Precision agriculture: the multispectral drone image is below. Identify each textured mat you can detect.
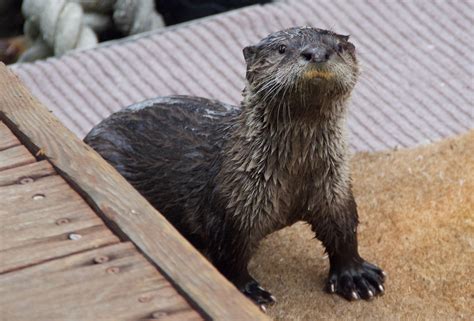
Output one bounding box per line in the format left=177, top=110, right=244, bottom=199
left=10, top=0, right=473, bottom=152
left=251, top=131, right=474, bottom=320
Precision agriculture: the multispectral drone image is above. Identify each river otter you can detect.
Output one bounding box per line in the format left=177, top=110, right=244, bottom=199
left=84, top=27, right=385, bottom=307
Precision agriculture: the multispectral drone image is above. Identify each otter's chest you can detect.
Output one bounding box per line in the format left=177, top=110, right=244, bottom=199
left=270, top=131, right=348, bottom=219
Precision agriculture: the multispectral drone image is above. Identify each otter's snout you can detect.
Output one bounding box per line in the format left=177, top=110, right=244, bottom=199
left=301, top=46, right=333, bottom=63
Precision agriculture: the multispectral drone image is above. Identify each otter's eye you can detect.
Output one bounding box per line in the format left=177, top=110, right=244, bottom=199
left=278, top=45, right=287, bottom=54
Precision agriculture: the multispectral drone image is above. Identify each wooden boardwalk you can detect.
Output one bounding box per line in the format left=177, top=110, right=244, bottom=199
left=0, top=64, right=268, bottom=320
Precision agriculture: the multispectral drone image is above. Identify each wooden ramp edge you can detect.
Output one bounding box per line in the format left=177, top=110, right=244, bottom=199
left=0, top=63, right=268, bottom=321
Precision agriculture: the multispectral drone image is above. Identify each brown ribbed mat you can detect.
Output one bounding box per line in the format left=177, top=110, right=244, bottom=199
left=10, top=0, right=473, bottom=152
left=252, top=131, right=474, bottom=321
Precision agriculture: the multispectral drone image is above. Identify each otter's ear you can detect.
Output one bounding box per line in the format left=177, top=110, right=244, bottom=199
left=340, top=35, right=350, bottom=42
left=243, top=45, right=257, bottom=64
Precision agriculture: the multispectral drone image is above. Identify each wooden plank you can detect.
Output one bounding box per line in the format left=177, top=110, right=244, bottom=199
left=0, top=242, right=203, bottom=321
left=0, top=174, right=86, bottom=214
left=0, top=64, right=267, bottom=320
left=0, top=160, right=55, bottom=187
left=0, top=225, right=117, bottom=274
left=0, top=174, right=120, bottom=273
left=0, top=121, right=20, bottom=150
left=0, top=145, right=36, bottom=172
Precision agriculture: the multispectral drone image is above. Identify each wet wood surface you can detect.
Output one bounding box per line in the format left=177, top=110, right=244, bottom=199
left=0, top=243, right=202, bottom=321
left=0, top=121, right=20, bottom=150
left=0, top=121, right=202, bottom=320
left=0, top=160, right=55, bottom=187
left=0, top=145, right=35, bottom=172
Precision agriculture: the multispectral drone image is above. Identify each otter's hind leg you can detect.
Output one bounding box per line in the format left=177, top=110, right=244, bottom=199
left=308, top=194, right=386, bottom=301
left=206, top=219, right=276, bottom=306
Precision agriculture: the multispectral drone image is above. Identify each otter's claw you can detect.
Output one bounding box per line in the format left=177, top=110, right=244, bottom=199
left=326, top=260, right=385, bottom=301
left=351, top=291, right=359, bottom=300
left=328, top=282, right=336, bottom=293
left=241, top=280, right=276, bottom=306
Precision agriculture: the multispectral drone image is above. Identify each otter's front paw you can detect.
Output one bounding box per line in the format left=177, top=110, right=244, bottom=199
left=326, top=260, right=385, bottom=301
left=240, top=280, right=276, bottom=307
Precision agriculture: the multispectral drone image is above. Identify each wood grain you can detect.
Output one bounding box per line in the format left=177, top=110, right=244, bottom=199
left=0, top=174, right=120, bottom=273
left=0, top=160, right=55, bottom=187
left=0, top=242, right=203, bottom=321
left=0, top=63, right=267, bottom=320
left=0, top=145, right=36, bottom=172
left=0, top=121, right=20, bottom=150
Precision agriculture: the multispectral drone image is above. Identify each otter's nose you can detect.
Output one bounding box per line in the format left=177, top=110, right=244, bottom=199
left=301, top=47, right=332, bottom=63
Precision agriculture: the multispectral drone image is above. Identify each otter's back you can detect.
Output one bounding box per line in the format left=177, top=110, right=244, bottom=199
left=84, top=96, right=237, bottom=230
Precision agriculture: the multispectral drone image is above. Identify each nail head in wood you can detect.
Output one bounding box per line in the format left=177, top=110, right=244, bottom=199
left=93, top=256, right=109, bottom=264
left=151, top=311, right=167, bottom=318
left=68, top=233, right=82, bottom=241
left=19, top=177, right=34, bottom=184
left=32, top=193, right=45, bottom=200
left=138, top=295, right=152, bottom=303
left=55, top=218, right=70, bottom=225
left=106, top=266, right=120, bottom=274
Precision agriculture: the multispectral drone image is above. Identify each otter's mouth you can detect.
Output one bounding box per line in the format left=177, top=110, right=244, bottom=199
left=303, top=69, right=334, bottom=80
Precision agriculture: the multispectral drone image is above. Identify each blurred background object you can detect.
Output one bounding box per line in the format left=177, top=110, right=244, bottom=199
left=0, top=0, right=24, bottom=38
left=0, top=0, right=273, bottom=64
left=20, top=0, right=164, bottom=62
left=0, top=0, right=26, bottom=63
left=155, top=0, right=273, bottom=25
left=0, top=36, right=28, bottom=65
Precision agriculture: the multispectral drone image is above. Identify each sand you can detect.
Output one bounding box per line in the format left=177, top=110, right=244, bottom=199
left=250, top=131, right=473, bottom=321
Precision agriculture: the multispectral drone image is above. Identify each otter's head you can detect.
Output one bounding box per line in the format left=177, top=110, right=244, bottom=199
left=243, top=27, right=359, bottom=110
